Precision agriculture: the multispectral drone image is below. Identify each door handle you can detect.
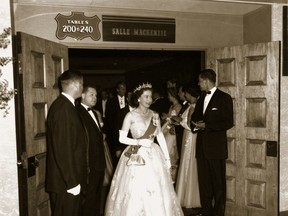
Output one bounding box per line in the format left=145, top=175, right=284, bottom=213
left=17, top=160, right=24, bottom=168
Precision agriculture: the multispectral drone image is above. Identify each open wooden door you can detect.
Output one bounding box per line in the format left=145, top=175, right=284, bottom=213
left=206, top=41, right=279, bottom=216
left=14, top=32, right=68, bottom=216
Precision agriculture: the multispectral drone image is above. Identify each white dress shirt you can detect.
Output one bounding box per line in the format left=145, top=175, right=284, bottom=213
left=203, top=86, right=217, bottom=113
left=118, top=95, right=126, bottom=109
left=61, top=92, right=75, bottom=106
left=81, top=103, right=100, bottom=128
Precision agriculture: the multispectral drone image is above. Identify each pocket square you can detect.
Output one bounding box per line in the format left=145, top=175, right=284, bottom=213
left=211, top=108, right=218, bottom=110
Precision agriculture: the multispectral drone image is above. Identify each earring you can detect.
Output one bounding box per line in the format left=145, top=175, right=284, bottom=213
left=138, top=99, right=140, bottom=102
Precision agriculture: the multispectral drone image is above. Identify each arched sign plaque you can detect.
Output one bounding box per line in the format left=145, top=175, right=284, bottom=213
left=55, top=12, right=101, bottom=41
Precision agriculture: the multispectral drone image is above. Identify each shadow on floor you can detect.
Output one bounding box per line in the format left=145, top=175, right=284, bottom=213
left=183, top=207, right=202, bottom=216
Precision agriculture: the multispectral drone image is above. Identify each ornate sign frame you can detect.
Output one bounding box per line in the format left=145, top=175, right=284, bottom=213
left=55, top=12, right=101, bottom=41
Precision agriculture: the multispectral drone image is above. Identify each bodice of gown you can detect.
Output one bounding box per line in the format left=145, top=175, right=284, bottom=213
left=162, top=103, right=182, bottom=130
left=129, top=111, right=154, bottom=139
left=180, top=104, right=195, bottom=130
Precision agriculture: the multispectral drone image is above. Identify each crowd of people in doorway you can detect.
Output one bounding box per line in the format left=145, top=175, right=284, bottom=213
left=45, top=68, right=233, bottom=216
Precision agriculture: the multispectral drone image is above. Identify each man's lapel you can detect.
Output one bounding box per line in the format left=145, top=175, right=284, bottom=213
left=204, top=89, right=218, bottom=115
left=179, top=102, right=189, bottom=116
left=198, top=92, right=206, bottom=115
left=91, top=110, right=102, bottom=133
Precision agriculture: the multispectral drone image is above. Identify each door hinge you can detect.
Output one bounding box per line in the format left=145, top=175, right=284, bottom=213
left=17, top=54, right=22, bottom=74
left=17, top=151, right=27, bottom=169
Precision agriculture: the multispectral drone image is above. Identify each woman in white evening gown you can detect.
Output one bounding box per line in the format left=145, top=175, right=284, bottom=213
left=175, top=85, right=201, bottom=208
left=105, top=83, right=183, bottom=216
left=161, top=87, right=182, bottom=182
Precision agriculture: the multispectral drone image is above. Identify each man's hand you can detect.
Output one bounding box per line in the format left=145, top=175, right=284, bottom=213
left=191, top=120, right=205, bottom=130
left=170, top=116, right=182, bottom=125
left=67, top=184, right=81, bottom=196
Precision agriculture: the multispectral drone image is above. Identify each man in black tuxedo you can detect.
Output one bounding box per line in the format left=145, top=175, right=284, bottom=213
left=105, top=81, right=127, bottom=166
left=191, top=69, right=233, bottom=216
left=46, top=69, right=87, bottom=216
left=114, top=91, right=135, bottom=158
left=76, top=85, right=106, bottom=216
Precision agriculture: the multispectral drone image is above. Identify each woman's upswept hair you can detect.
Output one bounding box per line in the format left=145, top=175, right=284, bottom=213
left=167, top=87, right=179, bottom=101
left=182, top=84, right=200, bottom=98
left=130, top=83, right=153, bottom=107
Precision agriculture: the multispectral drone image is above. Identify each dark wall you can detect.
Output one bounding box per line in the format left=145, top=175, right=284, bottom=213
left=69, top=49, right=204, bottom=94
left=125, top=51, right=203, bottom=94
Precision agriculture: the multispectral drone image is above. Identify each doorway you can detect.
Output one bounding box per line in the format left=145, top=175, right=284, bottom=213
left=68, top=49, right=205, bottom=93
left=15, top=32, right=280, bottom=215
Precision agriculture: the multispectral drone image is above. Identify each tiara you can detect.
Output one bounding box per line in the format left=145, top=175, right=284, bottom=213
left=133, top=83, right=152, bottom=93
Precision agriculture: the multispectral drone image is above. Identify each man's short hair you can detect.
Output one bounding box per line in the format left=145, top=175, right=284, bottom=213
left=116, top=81, right=126, bottom=89
left=82, top=84, right=97, bottom=94
left=199, top=69, right=216, bottom=83
left=59, top=69, right=83, bottom=88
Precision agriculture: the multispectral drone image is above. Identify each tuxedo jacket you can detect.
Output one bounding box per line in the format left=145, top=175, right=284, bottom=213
left=46, top=94, right=87, bottom=194
left=77, top=105, right=106, bottom=172
left=191, top=89, right=233, bottom=159
left=105, top=96, right=126, bottom=133
left=115, top=105, right=132, bottom=151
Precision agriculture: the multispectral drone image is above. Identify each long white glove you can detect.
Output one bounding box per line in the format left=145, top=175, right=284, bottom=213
left=138, top=139, right=152, bottom=148
left=119, top=130, right=152, bottom=147
left=156, top=132, right=171, bottom=169
left=67, top=184, right=81, bottom=196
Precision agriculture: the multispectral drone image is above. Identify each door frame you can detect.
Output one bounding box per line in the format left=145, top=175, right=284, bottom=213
left=13, top=33, right=29, bottom=216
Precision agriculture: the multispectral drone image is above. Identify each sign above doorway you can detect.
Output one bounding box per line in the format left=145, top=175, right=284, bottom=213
left=55, top=12, right=101, bottom=41
left=102, top=15, right=175, bottom=43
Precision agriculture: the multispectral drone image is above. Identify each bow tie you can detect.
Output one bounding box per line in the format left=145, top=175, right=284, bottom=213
left=87, top=108, right=93, bottom=111
left=206, top=91, right=211, bottom=94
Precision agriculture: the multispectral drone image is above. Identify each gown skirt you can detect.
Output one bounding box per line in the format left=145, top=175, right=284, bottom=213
left=105, top=143, right=184, bottom=216
left=162, top=121, right=179, bottom=182
left=175, top=129, right=201, bottom=208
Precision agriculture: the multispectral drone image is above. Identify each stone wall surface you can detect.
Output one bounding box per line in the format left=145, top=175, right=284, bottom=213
left=0, top=0, right=19, bottom=215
